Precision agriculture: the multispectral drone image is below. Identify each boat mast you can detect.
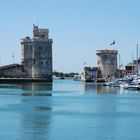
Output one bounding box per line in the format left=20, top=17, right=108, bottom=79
left=132, top=53, right=134, bottom=75
left=136, top=44, right=139, bottom=74
left=118, top=54, right=120, bottom=78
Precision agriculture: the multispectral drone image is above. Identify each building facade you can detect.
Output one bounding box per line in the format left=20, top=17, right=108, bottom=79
left=81, top=67, right=101, bottom=82
left=125, top=63, right=135, bottom=75
left=0, top=25, right=53, bottom=82
left=21, top=25, right=53, bottom=79
left=96, top=49, right=118, bottom=78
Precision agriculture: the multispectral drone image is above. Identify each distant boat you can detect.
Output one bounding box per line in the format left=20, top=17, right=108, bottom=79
left=104, top=80, right=120, bottom=87
left=121, top=82, right=140, bottom=90
left=60, top=77, right=65, bottom=79
left=53, top=75, right=59, bottom=79
left=104, top=81, right=113, bottom=86
left=58, top=77, right=65, bottom=80
left=53, top=75, right=65, bottom=80
left=73, top=75, right=81, bottom=81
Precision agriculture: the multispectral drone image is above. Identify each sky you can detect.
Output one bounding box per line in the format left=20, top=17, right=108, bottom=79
left=0, top=0, right=140, bottom=72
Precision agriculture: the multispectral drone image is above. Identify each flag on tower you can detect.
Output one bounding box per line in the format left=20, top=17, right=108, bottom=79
left=110, top=40, right=115, bottom=46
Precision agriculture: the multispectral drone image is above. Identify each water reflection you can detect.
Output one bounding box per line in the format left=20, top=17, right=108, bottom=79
left=0, top=82, right=53, bottom=139
left=20, top=83, right=53, bottom=96
left=0, top=82, right=53, bottom=96
left=83, top=82, right=140, bottom=95
left=18, top=83, right=53, bottom=139
left=83, top=83, right=119, bottom=94
left=20, top=82, right=52, bottom=91
left=19, top=112, right=52, bottom=139
left=0, top=80, right=140, bottom=139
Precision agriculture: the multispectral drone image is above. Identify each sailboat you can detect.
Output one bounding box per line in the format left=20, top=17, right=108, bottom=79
left=121, top=44, right=140, bottom=90
left=122, top=81, right=140, bottom=90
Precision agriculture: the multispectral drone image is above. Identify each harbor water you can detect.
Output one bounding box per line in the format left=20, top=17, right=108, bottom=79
left=0, top=79, right=140, bottom=140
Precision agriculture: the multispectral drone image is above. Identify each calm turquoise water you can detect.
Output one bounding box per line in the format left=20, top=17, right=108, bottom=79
left=0, top=80, right=140, bottom=140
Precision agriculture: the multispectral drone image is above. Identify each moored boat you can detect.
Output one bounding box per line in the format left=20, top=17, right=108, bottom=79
left=121, top=82, right=140, bottom=90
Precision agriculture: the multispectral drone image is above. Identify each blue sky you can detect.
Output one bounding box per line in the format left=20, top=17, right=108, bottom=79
left=0, top=0, right=140, bottom=72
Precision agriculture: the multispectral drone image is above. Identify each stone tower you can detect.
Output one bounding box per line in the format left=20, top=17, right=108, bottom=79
left=96, top=49, right=118, bottom=78
left=21, top=25, right=53, bottom=80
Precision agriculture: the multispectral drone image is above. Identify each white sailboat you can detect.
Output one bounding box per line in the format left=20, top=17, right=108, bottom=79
left=122, top=82, right=140, bottom=90
left=121, top=44, right=140, bottom=90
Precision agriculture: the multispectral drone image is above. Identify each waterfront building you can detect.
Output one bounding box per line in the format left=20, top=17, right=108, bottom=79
left=124, top=58, right=140, bottom=75
left=96, top=49, right=118, bottom=78
left=21, top=25, right=53, bottom=79
left=125, top=63, right=135, bottom=75
left=133, top=58, right=140, bottom=74
left=81, top=67, right=101, bottom=82
left=0, top=25, right=53, bottom=82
